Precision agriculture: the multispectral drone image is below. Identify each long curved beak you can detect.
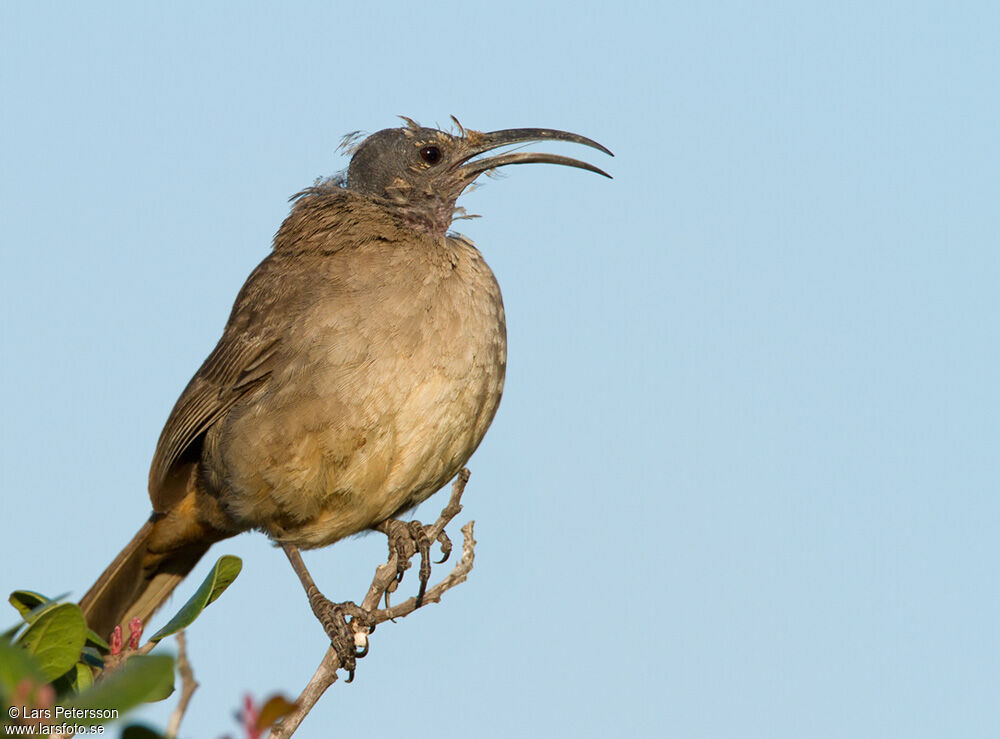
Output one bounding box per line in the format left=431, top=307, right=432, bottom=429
left=455, top=128, right=614, bottom=181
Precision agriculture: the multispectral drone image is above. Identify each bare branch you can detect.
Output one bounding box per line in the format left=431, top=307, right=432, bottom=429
left=266, top=649, right=340, bottom=738
left=166, top=631, right=198, bottom=739
left=268, top=470, right=476, bottom=738
left=375, top=521, right=475, bottom=621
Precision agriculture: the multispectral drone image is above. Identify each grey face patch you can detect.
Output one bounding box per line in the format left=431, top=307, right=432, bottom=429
left=343, top=121, right=612, bottom=237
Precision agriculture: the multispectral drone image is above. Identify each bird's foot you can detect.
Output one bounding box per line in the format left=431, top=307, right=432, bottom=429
left=376, top=519, right=452, bottom=607
left=307, top=594, right=376, bottom=681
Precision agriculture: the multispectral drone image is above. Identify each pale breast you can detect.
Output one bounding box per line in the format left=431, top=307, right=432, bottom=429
left=211, top=234, right=506, bottom=547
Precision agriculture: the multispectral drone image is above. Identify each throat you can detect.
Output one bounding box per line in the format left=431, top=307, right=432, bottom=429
left=392, top=199, right=455, bottom=239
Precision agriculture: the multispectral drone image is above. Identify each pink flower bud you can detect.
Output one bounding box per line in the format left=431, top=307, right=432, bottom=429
left=14, top=678, right=34, bottom=704
left=243, top=693, right=260, bottom=739
left=128, top=617, right=144, bottom=649
left=110, top=625, right=123, bottom=656
left=36, top=684, right=55, bottom=710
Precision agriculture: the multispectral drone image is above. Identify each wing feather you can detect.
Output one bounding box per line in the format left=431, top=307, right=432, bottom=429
left=148, top=332, right=280, bottom=504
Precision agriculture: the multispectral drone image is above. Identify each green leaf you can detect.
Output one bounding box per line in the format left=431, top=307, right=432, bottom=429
left=9, top=590, right=50, bottom=619
left=84, top=628, right=110, bottom=651
left=1, top=622, right=23, bottom=643
left=69, top=662, right=94, bottom=693
left=121, top=725, right=169, bottom=739
left=65, top=655, right=174, bottom=723
left=12, top=598, right=62, bottom=626
left=7, top=590, right=69, bottom=621
left=15, top=603, right=87, bottom=682
left=202, top=555, right=243, bottom=607
left=148, top=555, right=242, bottom=642
left=79, top=645, right=105, bottom=668
left=0, top=640, right=46, bottom=695
left=49, top=661, right=94, bottom=698
left=143, top=672, right=175, bottom=703
left=8, top=592, right=106, bottom=649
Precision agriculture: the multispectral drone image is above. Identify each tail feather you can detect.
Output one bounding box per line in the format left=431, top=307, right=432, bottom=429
left=79, top=517, right=210, bottom=641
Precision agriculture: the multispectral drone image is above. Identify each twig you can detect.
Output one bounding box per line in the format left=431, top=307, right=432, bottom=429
left=365, top=467, right=470, bottom=609
left=268, top=470, right=476, bottom=738
left=166, top=631, right=198, bottom=739
left=375, top=521, right=475, bottom=620
left=265, top=648, right=341, bottom=738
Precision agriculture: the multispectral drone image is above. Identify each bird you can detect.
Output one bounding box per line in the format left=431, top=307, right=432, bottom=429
left=79, top=117, right=612, bottom=650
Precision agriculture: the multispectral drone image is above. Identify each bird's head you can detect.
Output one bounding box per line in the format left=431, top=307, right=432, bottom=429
left=344, top=117, right=612, bottom=237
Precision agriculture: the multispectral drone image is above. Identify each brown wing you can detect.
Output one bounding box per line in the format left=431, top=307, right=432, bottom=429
left=147, top=331, right=280, bottom=508
left=147, top=223, right=331, bottom=509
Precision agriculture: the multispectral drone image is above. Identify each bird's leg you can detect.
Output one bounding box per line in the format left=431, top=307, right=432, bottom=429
left=374, top=519, right=452, bottom=607
left=281, top=544, right=375, bottom=680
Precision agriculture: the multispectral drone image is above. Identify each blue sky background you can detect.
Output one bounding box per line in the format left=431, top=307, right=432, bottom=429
left=1, top=2, right=997, bottom=737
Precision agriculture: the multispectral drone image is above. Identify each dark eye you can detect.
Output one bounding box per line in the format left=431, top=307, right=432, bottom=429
left=420, top=145, right=441, bottom=164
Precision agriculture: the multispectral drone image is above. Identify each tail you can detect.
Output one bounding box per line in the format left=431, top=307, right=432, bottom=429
left=79, top=516, right=212, bottom=641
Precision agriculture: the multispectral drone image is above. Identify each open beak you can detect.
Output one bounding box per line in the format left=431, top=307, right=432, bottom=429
left=454, top=128, right=614, bottom=182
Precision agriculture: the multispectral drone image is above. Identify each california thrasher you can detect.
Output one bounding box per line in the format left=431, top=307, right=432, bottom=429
left=79, top=118, right=611, bottom=651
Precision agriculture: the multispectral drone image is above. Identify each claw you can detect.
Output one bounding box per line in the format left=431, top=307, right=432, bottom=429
left=308, top=595, right=375, bottom=676
left=435, top=530, right=452, bottom=564
left=379, top=518, right=438, bottom=606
